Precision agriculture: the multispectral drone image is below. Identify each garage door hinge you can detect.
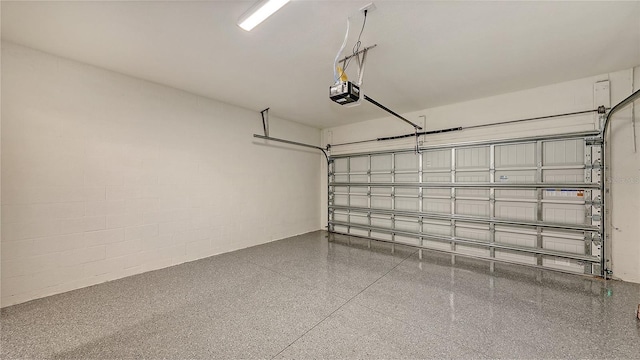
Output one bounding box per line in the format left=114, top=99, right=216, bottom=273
left=589, top=233, right=602, bottom=245
left=587, top=214, right=602, bottom=222
left=586, top=196, right=602, bottom=207
left=586, top=137, right=604, bottom=146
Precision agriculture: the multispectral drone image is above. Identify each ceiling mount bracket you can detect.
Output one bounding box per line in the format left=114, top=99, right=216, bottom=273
left=338, top=44, right=377, bottom=87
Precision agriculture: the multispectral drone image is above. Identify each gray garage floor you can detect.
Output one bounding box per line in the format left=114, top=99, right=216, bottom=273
left=2, top=230, right=640, bottom=359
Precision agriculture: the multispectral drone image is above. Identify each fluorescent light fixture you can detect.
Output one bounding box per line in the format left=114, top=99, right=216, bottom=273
left=238, top=0, right=291, bottom=31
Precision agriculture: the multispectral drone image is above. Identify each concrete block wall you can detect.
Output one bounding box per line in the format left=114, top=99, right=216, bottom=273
left=1, top=42, right=322, bottom=307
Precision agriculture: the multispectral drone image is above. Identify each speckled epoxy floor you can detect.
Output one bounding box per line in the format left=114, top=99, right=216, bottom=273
left=2, top=231, right=640, bottom=359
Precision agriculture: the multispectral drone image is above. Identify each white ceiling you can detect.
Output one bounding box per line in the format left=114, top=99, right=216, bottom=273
left=2, top=1, right=640, bottom=129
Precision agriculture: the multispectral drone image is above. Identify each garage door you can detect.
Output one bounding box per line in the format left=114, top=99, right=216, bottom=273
left=328, top=131, right=604, bottom=276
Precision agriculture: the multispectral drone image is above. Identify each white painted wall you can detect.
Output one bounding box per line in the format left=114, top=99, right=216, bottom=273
left=0, top=42, right=322, bottom=307
left=322, top=67, right=640, bottom=283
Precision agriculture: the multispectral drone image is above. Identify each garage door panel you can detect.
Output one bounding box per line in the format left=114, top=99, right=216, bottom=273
left=543, top=235, right=584, bottom=255
left=425, top=189, right=451, bottom=197
left=495, top=169, right=537, bottom=199
left=424, top=239, right=451, bottom=251
left=334, top=186, right=348, bottom=194
left=542, top=257, right=584, bottom=272
left=350, top=228, right=369, bottom=237
left=424, top=172, right=451, bottom=196
left=495, top=201, right=537, bottom=221
left=371, top=174, right=392, bottom=183
left=334, top=158, right=348, bottom=172
left=371, top=155, right=392, bottom=171
left=424, top=172, right=450, bottom=182
left=395, top=153, right=420, bottom=171
left=351, top=186, right=367, bottom=194
left=396, top=220, right=419, bottom=234
left=334, top=194, right=348, bottom=206
left=423, top=198, right=451, bottom=214
left=397, top=188, right=419, bottom=196
left=423, top=150, right=451, bottom=170
left=456, top=226, right=490, bottom=242
left=495, top=143, right=536, bottom=167
left=350, top=212, right=368, bottom=225
left=495, top=250, right=537, bottom=264
left=350, top=174, right=368, bottom=183
left=334, top=211, right=349, bottom=223
left=371, top=231, right=392, bottom=241
left=496, top=188, right=537, bottom=199
left=334, top=174, right=349, bottom=182
left=350, top=156, right=369, bottom=172
left=371, top=217, right=392, bottom=228
left=349, top=195, right=368, bottom=207
left=456, top=146, right=489, bottom=168
left=543, top=169, right=583, bottom=183
left=495, top=231, right=536, bottom=248
left=396, top=197, right=419, bottom=211
left=371, top=187, right=392, bottom=195
left=396, top=174, right=419, bottom=199
left=543, top=139, right=584, bottom=165
left=495, top=169, right=536, bottom=184
left=457, top=245, right=490, bottom=257
left=456, top=171, right=490, bottom=197
left=423, top=222, right=450, bottom=237
left=456, top=200, right=490, bottom=217
left=334, top=225, right=349, bottom=233
left=371, top=196, right=392, bottom=209
left=396, top=172, right=419, bottom=183
left=329, top=132, right=603, bottom=277
left=543, top=203, right=585, bottom=224
left=396, top=235, right=419, bottom=246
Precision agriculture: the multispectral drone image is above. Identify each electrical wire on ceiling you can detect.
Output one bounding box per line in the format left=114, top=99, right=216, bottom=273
left=343, top=10, right=368, bottom=74
left=333, top=19, right=350, bottom=83
left=333, top=9, right=368, bottom=84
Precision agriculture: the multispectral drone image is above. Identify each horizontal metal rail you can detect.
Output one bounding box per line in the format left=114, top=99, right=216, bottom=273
left=330, top=181, right=600, bottom=189
left=253, top=134, right=329, bottom=163
left=333, top=194, right=589, bottom=206
left=363, top=94, right=423, bottom=130
left=337, top=196, right=592, bottom=206
left=338, top=44, right=377, bottom=63
left=329, top=221, right=599, bottom=263
left=329, top=205, right=599, bottom=232
left=329, top=131, right=600, bottom=158
left=332, top=164, right=598, bottom=175
left=329, top=231, right=600, bottom=277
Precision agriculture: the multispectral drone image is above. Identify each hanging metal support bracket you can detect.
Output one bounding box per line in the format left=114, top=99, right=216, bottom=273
left=339, top=44, right=377, bottom=87
left=355, top=46, right=369, bottom=87
left=260, top=108, right=270, bottom=137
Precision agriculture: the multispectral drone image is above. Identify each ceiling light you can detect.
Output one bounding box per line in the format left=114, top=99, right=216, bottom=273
left=238, top=0, right=291, bottom=31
